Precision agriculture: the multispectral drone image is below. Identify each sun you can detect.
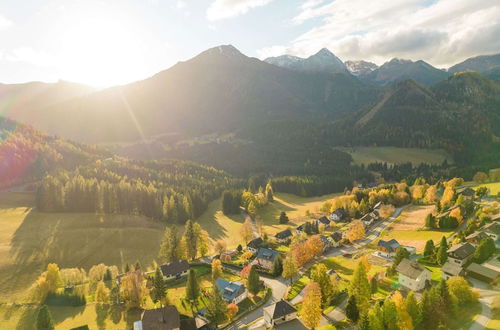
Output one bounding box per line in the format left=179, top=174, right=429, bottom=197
left=57, top=12, right=148, bottom=87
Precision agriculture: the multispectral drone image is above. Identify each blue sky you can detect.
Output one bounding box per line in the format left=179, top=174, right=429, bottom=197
left=0, top=0, right=499, bottom=86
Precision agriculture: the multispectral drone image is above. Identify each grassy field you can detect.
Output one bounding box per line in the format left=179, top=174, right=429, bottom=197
left=337, top=146, right=452, bottom=165
left=373, top=205, right=453, bottom=252
left=473, top=182, right=500, bottom=196
left=0, top=192, right=165, bottom=303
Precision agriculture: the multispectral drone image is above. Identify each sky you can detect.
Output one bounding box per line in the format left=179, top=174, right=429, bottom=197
left=0, top=0, right=499, bottom=87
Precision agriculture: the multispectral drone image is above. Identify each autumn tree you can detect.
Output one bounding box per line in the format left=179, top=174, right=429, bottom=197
left=359, top=256, right=371, bottom=272
left=449, top=207, right=463, bottom=223
left=440, top=187, right=455, bottom=208
left=197, top=228, right=210, bottom=257
left=382, top=297, right=398, bottom=330
left=120, top=271, right=148, bottom=309
left=306, top=235, right=324, bottom=258
left=301, top=282, right=322, bottom=329
left=379, top=204, right=395, bottom=218
left=150, top=267, right=167, bottom=306
left=45, top=263, right=63, bottom=292
left=240, top=217, right=254, bottom=244
left=447, top=276, right=477, bottom=306
left=95, top=281, right=110, bottom=304
left=265, top=182, right=274, bottom=202
left=424, top=185, right=438, bottom=204
left=405, top=291, right=420, bottom=328
left=158, top=226, right=181, bottom=263
left=214, top=240, right=227, bottom=254
left=311, top=264, right=335, bottom=307
left=347, top=220, right=365, bottom=242
left=348, top=262, right=371, bottom=311
left=392, top=291, right=413, bottom=330
left=36, top=305, right=54, bottom=330
left=282, top=257, right=298, bottom=285
left=473, top=172, right=489, bottom=183
left=211, top=259, right=223, bottom=280
left=227, top=303, right=239, bottom=320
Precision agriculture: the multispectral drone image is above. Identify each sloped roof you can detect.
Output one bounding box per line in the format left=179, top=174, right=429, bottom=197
left=275, top=229, right=292, bottom=239
left=447, top=243, right=476, bottom=260
left=332, top=208, right=348, bottom=218
left=215, top=278, right=246, bottom=302
left=442, top=261, right=463, bottom=276
left=160, top=260, right=189, bottom=277
left=256, top=248, right=279, bottom=262
left=330, top=232, right=343, bottom=242
left=396, top=259, right=429, bottom=280
left=378, top=239, right=400, bottom=252
left=264, top=299, right=297, bottom=319
left=466, top=263, right=500, bottom=280
left=141, top=306, right=180, bottom=330
left=482, top=222, right=500, bottom=235
left=247, top=237, right=263, bottom=248
left=317, top=216, right=331, bottom=225
left=465, top=231, right=489, bottom=241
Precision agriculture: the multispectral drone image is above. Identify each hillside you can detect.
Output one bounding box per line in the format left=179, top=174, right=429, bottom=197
left=10, top=45, right=379, bottom=143
left=448, top=53, right=500, bottom=74
left=360, top=58, right=450, bottom=86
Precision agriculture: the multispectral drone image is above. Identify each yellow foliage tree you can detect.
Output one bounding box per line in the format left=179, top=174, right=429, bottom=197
left=449, top=207, right=463, bottom=223
left=214, top=240, right=227, bottom=254
left=347, top=220, right=365, bottom=242
left=211, top=258, right=223, bottom=280
left=424, top=185, right=438, bottom=204
left=95, top=281, right=110, bottom=304
left=120, top=271, right=148, bottom=309
left=440, top=188, right=455, bottom=208
left=301, top=282, right=322, bottom=329
left=379, top=204, right=395, bottom=218
left=359, top=256, right=371, bottom=272
left=240, top=217, right=254, bottom=244
left=45, top=263, right=63, bottom=292
left=392, top=291, right=414, bottom=330
left=410, top=185, right=426, bottom=200
left=473, top=172, right=489, bottom=183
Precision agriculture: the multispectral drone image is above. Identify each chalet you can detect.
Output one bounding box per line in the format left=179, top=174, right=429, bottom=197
left=447, top=243, right=476, bottom=267
left=377, top=239, right=401, bottom=257
left=330, top=232, right=343, bottom=247
left=466, top=263, right=500, bottom=283
left=215, top=278, right=248, bottom=305
left=396, top=259, right=431, bottom=291
left=481, top=222, right=500, bottom=241
left=256, top=248, right=280, bottom=270
left=246, top=237, right=263, bottom=254
left=296, top=223, right=306, bottom=235
left=319, top=235, right=331, bottom=251
left=316, top=216, right=331, bottom=228
left=465, top=231, right=490, bottom=245
left=361, top=212, right=379, bottom=227
left=456, top=187, right=475, bottom=199
left=329, top=208, right=349, bottom=223
left=160, top=260, right=190, bottom=280
left=263, top=299, right=298, bottom=327
left=441, top=261, right=465, bottom=280
left=134, top=306, right=181, bottom=330
left=274, top=229, right=292, bottom=243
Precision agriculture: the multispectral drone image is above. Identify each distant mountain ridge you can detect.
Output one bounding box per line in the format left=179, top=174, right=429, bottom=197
left=345, top=60, right=378, bottom=76
left=264, top=48, right=348, bottom=74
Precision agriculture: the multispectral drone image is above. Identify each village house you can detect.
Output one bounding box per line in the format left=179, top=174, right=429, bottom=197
left=377, top=239, right=401, bottom=257
left=134, top=306, right=181, bottom=330
left=246, top=237, right=263, bottom=254
left=465, top=231, right=490, bottom=245
left=481, top=222, right=500, bottom=241
left=316, top=216, right=331, bottom=228
left=274, top=229, right=292, bottom=243
left=319, top=235, right=331, bottom=251
left=255, top=248, right=280, bottom=270
left=221, top=249, right=238, bottom=260
left=263, top=299, right=298, bottom=327
left=441, top=261, right=465, bottom=280
left=447, top=243, right=476, bottom=267
left=215, top=278, right=248, bottom=305
left=295, top=223, right=306, bottom=235
left=396, top=258, right=431, bottom=291
left=361, top=212, right=379, bottom=227
left=329, top=232, right=343, bottom=247
left=329, top=208, right=349, bottom=223
left=466, top=263, right=500, bottom=283
left=160, top=260, right=190, bottom=281
left=456, top=187, right=476, bottom=200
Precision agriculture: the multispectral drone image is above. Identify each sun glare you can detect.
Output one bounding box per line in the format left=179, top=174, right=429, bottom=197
left=56, top=11, right=148, bottom=87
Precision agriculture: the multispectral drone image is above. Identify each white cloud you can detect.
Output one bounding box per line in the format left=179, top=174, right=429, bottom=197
left=5, top=47, right=57, bottom=67
left=259, top=0, right=500, bottom=67
left=207, top=0, right=274, bottom=21
left=0, top=13, right=12, bottom=30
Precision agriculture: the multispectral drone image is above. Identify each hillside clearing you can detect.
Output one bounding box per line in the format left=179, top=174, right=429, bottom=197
left=473, top=182, right=500, bottom=196
left=337, top=146, right=452, bottom=165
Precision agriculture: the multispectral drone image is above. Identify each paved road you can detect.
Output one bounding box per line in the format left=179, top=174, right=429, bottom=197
left=290, top=205, right=407, bottom=305
left=468, top=278, right=498, bottom=330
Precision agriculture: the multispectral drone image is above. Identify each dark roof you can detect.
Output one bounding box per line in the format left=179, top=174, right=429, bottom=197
left=457, top=187, right=475, bottom=196
left=396, top=259, right=429, bottom=280
left=296, top=223, right=305, bottom=231
left=332, top=208, right=348, bottom=218
left=378, top=239, right=400, bottom=252
left=275, top=229, right=292, bottom=239
left=360, top=213, right=375, bottom=222
left=317, top=216, right=330, bottom=225
left=447, top=243, right=476, bottom=260
left=442, top=261, right=463, bottom=276
left=482, top=222, right=500, bottom=235
left=256, top=248, right=279, bottom=262
left=466, top=263, right=500, bottom=280
left=247, top=237, right=263, bottom=249
left=160, top=260, right=189, bottom=277
left=319, top=235, right=330, bottom=246
left=215, top=278, right=246, bottom=302
left=141, top=306, right=180, bottom=330
left=466, top=231, right=489, bottom=241
left=330, top=232, right=343, bottom=242
left=180, top=318, right=197, bottom=330
left=264, top=299, right=297, bottom=319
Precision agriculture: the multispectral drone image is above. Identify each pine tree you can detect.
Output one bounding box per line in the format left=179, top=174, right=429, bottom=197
left=436, top=236, right=448, bottom=265
left=419, top=290, right=436, bottom=329
left=206, top=287, right=228, bottom=326
left=247, top=266, right=260, bottom=295
left=346, top=295, right=360, bottom=322
left=405, top=291, right=420, bottom=328
left=159, top=226, right=181, bottom=263
left=357, top=312, right=370, bottom=330
left=368, top=303, right=384, bottom=330
left=184, top=220, right=198, bottom=260
left=265, top=182, right=274, bottom=202
left=185, top=269, right=200, bottom=303
left=370, top=276, right=378, bottom=293
left=271, top=256, right=283, bottom=277
left=382, top=298, right=398, bottom=330
left=150, top=268, right=167, bottom=306
left=423, top=239, right=435, bottom=257
left=279, top=211, right=289, bottom=224
left=36, top=305, right=54, bottom=330
left=348, top=262, right=371, bottom=311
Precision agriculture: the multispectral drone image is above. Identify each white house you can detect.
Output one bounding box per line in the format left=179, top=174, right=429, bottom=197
left=263, top=299, right=298, bottom=327
left=396, top=259, right=431, bottom=291
left=216, top=278, right=248, bottom=305
left=160, top=260, right=189, bottom=281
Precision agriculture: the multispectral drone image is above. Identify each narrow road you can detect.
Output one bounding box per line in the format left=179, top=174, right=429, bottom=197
left=468, top=278, right=498, bottom=330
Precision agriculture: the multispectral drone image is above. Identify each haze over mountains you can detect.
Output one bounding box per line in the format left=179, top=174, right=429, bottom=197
left=0, top=45, right=499, bottom=174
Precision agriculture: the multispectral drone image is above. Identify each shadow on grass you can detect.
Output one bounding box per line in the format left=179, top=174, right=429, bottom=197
left=322, top=259, right=354, bottom=277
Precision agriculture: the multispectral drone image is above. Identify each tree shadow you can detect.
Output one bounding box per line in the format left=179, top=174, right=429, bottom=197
left=322, top=259, right=354, bottom=277
left=15, top=306, right=37, bottom=330
left=95, top=304, right=109, bottom=330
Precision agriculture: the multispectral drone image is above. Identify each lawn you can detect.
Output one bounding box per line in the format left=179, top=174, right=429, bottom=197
left=0, top=192, right=165, bottom=303
left=336, top=146, right=452, bottom=166
left=473, top=181, right=500, bottom=196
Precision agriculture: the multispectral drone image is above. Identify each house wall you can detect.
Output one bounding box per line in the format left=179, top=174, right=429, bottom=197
left=449, top=256, right=471, bottom=267
left=398, top=271, right=429, bottom=291
left=163, top=270, right=188, bottom=281
left=258, top=259, right=273, bottom=270
left=274, top=312, right=298, bottom=325
left=233, top=290, right=248, bottom=305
